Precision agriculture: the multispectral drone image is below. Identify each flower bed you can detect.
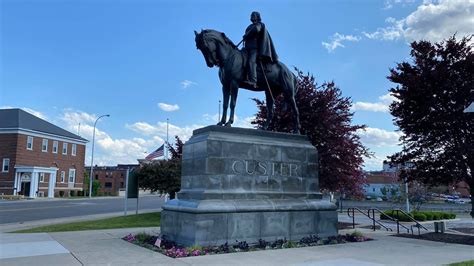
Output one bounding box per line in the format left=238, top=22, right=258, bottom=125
left=123, top=231, right=372, bottom=258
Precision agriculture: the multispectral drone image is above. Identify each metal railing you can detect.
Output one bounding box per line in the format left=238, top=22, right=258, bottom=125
left=391, top=209, right=428, bottom=235
left=346, top=207, right=430, bottom=235
left=367, top=208, right=410, bottom=234
left=347, top=207, right=393, bottom=232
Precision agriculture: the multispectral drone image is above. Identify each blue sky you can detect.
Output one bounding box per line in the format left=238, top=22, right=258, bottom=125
left=1, top=0, right=472, bottom=170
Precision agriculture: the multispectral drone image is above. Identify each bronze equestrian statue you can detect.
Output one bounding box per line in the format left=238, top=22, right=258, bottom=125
left=194, top=12, right=300, bottom=134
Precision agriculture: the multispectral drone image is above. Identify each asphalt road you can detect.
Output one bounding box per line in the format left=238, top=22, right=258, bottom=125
left=0, top=197, right=470, bottom=225
left=0, top=196, right=165, bottom=224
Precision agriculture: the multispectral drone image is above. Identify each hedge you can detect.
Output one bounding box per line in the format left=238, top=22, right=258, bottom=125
left=380, top=210, right=456, bottom=222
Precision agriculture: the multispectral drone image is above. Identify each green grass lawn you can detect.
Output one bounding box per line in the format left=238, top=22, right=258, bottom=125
left=448, top=260, right=474, bottom=266
left=13, top=212, right=161, bottom=233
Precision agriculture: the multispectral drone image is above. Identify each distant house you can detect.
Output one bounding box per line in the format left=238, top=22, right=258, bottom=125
left=0, top=109, right=88, bottom=198
left=85, top=164, right=138, bottom=196
left=363, top=171, right=401, bottom=198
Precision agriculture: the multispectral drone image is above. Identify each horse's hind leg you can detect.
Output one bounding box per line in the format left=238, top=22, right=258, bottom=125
left=282, top=72, right=300, bottom=134
left=225, top=82, right=239, bottom=127
left=218, top=86, right=230, bottom=126
left=288, top=95, right=300, bottom=134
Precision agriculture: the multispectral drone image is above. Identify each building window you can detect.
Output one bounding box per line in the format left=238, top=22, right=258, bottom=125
left=72, top=144, right=77, bottom=156
left=42, top=139, right=48, bottom=152
left=27, top=136, right=33, bottom=150
left=95, top=174, right=98, bottom=180
left=373, top=188, right=376, bottom=192
left=105, top=182, right=112, bottom=188
left=68, top=169, right=76, bottom=183
left=61, top=171, right=65, bottom=183
left=2, top=158, right=9, bottom=172
left=62, top=143, right=68, bottom=155
left=39, top=173, right=45, bottom=182
left=53, top=141, right=58, bottom=153
left=120, top=182, right=124, bottom=188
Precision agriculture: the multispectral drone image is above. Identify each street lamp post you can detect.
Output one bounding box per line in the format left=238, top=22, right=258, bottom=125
left=89, top=114, right=110, bottom=198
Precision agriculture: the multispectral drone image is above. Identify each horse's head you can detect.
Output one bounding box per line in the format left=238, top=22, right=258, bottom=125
left=195, top=29, right=237, bottom=68
left=195, top=30, right=218, bottom=68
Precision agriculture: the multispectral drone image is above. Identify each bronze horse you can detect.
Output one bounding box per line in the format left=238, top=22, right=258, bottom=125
left=194, top=29, right=300, bottom=134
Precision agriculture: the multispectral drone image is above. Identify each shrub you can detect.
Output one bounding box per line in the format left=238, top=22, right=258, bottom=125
left=256, top=239, right=268, bottom=249
left=442, top=213, right=451, bottom=219
left=423, top=212, right=434, bottom=220
left=412, top=212, right=427, bottom=221
left=232, top=241, right=249, bottom=251
left=282, top=241, right=297, bottom=248
left=299, top=235, right=320, bottom=246
left=381, top=210, right=456, bottom=221
left=432, top=212, right=443, bottom=220
left=135, top=232, right=152, bottom=243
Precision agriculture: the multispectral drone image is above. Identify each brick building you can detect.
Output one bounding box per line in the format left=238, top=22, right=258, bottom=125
left=0, top=109, right=87, bottom=198
left=86, top=164, right=138, bottom=195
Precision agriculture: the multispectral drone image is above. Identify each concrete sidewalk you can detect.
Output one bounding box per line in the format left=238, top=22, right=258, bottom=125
left=1, top=220, right=473, bottom=265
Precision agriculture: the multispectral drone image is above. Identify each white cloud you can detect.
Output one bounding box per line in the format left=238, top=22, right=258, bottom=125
left=366, top=0, right=474, bottom=43
left=352, top=102, right=390, bottom=112
left=357, top=127, right=402, bottom=148
left=127, top=121, right=201, bottom=142
left=357, top=127, right=403, bottom=170
left=363, top=17, right=405, bottom=41
left=383, top=0, right=415, bottom=10
left=181, top=80, right=197, bottom=88
left=322, top=33, right=361, bottom=52
left=403, top=0, right=474, bottom=42
left=61, top=109, right=97, bottom=124
left=363, top=154, right=391, bottom=171
left=378, top=93, right=398, bottom=103
left=1, top=106, right=48, bottom=120
left=158, top=103, right=180, bottom=112
left=60, top=109, right=163, bottom=165
left=352, top=93, right=398, bottom=113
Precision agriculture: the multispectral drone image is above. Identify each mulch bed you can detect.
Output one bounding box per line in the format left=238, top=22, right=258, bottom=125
left=395, top=232, right=474, bottom=246
left=449, top=228, right=474, bottom=235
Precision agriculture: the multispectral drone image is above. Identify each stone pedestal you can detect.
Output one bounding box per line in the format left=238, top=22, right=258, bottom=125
left=161, top=126, right=337, bottom=246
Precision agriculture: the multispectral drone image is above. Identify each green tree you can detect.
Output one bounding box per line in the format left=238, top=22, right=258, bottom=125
left=388, top=35, right=474, bottom=217
left=252, top=70, right=370, bottom=195
left=83, top=172, right=100, bottom=197
left=135, top=137, right=183, bottom=199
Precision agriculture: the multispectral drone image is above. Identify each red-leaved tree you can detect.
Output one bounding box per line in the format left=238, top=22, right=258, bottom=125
left=252, top=70, right=370, bottom=196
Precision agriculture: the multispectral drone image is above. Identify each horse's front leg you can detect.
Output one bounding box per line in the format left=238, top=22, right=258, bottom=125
left=225, top=82, right=239, bottom=127
left=263, top=90, right=274, bottom=130
left=218, top=86, right=230, bottom=126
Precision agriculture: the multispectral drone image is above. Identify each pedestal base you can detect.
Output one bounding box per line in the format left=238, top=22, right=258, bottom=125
left=161, top=126, right=338, bottom=246
left=161, top=198, right=337, bottom=246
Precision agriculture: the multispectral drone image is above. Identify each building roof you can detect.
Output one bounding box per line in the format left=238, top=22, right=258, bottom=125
left=365, top=172, right=399, bottom=184
left=0, top=108, right=88, bottom=142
